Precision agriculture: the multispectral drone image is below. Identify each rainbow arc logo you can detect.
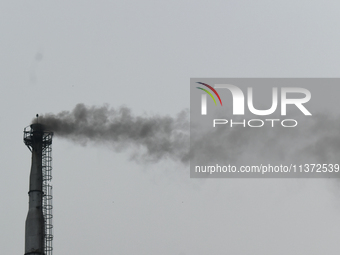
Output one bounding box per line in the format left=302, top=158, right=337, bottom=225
left=196, top=82, right=223, bottom=106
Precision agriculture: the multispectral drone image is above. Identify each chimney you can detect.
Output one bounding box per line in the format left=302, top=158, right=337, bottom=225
left=24, top=123, right=53, bottom=255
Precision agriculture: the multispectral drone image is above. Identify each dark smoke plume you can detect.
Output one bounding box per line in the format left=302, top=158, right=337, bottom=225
left=35, top=104, right=340, bottom=166
left=35, top=104, right=190, bottom=162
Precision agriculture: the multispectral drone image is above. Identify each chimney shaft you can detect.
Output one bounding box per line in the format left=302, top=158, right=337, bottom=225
left=24, top=123, right=53, bottom=255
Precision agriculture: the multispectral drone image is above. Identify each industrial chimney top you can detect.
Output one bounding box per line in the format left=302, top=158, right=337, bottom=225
left=24, top=123, right=53, bottom=151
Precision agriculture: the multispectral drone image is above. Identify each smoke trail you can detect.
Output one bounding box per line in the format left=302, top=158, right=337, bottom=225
left=35, top=104, right=340, bottom=166
left=35, top=104, right=190, bottom=162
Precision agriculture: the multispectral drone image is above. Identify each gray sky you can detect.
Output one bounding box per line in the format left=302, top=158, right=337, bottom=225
left=2, top=1, right=340, bottom=254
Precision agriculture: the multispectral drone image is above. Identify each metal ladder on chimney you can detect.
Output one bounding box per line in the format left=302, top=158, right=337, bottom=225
left=42, top=132, right=53, bottom=255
